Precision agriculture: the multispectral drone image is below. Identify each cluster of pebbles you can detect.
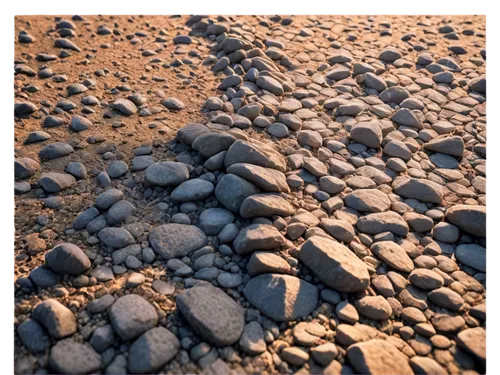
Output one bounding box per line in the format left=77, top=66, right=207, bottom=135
left=14, top=14, right=486, bottom=375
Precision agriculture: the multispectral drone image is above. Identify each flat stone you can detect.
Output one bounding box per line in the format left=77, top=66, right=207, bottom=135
left=299, top=236, right=370, bottom=292
left=425, top=136, right=465, bottom=158
left=428, top=287, right=464, bottom=311
left=176, top=284, right=245, bottom=347
left=393, top=178, right=443, bottom=204
left=247, top=251, right=291, bottom=276
left=98, top=228, right=135, bottom=249
left=455, top=244, right=486, bottom=272
left=128, top=327, right=180, bottom=373
left=456, top=327, right=486, bottom=364
left=176, top=123, right=210, bottom=146
left=39, top=172, right=76, bottom=193
left=95, top=188, right=124, bottom=209
left=445, top=205, right=486, bottom=237
left=243, top=274, right=318, bottom=321
left=240, top=194, right=295, bottom=218
left=225, top=140, right=286, bottom=172
left=344, top=189, right=391, bottom=213
left=145, top=161, right=189, bottom=187
left=233, top=224, right=286, bottom=255
left=111, top=98, right=137, bottom=115
left=49, top=340, right=101, bottom=374
left=371, top=241, right=414, bottom=273
left=192, top=132, right=236, bottom=158
left=171, top=179, right=214, bottom=202
left=347, top=339, right=413, bottom=375
left=356, top=211, right=409, bottom=237
left=239, top=321, right=266, bottom=355
left=39, top=142, right=74, bottom=159
left=355, top=296, right=392, bottom=320
left=149, top=224, right=208, bottom=259
left=109, top=294, right=158, bottom=341
left=226, top=163, right=289, bottom=193
left=32, top=299, right=77, bottom=339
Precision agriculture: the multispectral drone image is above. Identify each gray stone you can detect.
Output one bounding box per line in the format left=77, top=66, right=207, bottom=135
left=455, top=244, right=486, bottom=272
left=107, top=200, right=136, bottom=225
left=49, top=340, right=101, bottom=374
left=111, top=98, right=137, bottom=115
left=39, top=172, right=76, bottom=193
left=171, top=179, right=214, bottom=202
left=98, top=227, right=135, bottom=249
left=344, top=189, right=391, bottom=213
left=17, top=319, right=51, bottom=353
left=128, top=327, right=180, bottom=373
left=357, top=211, right=409, bottom=236
left=95, top=188, right=124, bottom=209
left=107, top=160, right=129, bottom=178
left=226, top=163, right=289, bottom=193
left=145, top=161, right=189, bottom=187
left=199, top=208, right=234, bottom=235
left=45, top=243, right=90, bottom=275
left=233, top=224, right=285, bottom=255
left=215, top=174, right=260, bottom=213
left=445, top=205, right=486, bottom=237
left=176, top=284, right=245, bottom=347
left=15, top=157, right=40, bottom=180
left=109, top=295, right=158, bottom=341
left=224, top=140, right=286, bottom=172
left=393, top=178, right=443, bottom=204
left=240, top=194, right=295, bottom=218
left=149, top=224, right=208, bottom=259
left=239, top=321, right=266, bottom=355
left=39, top=142, right=74, bottom=159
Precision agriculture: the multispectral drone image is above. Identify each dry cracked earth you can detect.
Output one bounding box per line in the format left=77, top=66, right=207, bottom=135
left=14, top=14, right=486, bottom=375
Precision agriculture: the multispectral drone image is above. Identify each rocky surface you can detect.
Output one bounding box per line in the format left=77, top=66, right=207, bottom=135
left=14, top=14, right=486, bottom=375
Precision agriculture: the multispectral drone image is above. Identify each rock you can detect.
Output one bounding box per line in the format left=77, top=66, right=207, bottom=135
left=128, top=327, right=180, bottom=373
left=299, top=236, right=370, bottom=292
left=243, top=274, right=318, bottom=321
left=233, top=224, right=285, bottom=255
left=39, top=172, right=76, bottom=193
left=425, top=136, right=465, bottom=157
left=66, top=161, right=87, bottom=179
left=177, top=284, right=245, bottom=347
left=240, top=194, right=295, bottom=218
left=347, top=339, right=413, bottom=375
left=107, top=160, right=129, bottom=178
left=344, top=189, right=391, bottom=212
left=176, top=123, right=210, bottom=146
left=215, top=174, right=260, bottom=213
left=371, top=241, right=414, bottom=273
left=356, top=211, right=409, bottom=237
left=17, top=319, right=51, bottom=353
left=320, top=219, right=355, bottom=243
left=247, top=251, right=291, bottom=276
left=355, top=296, right=392, bottom=320
left=160, top=97, right=185, bottom=110
left=239, top=321, right=266, bottom=355
left=73, top=207, right=100, bottom=229
left=107, top=200, right=136, bottom=225
left=445, top=205, right=486, bottom=237
left=350, top=121, right=383, bottom=148
left=455, top=244, right=486, bottom=272
left=410, top=357, right=447, bottom=375
left=95, top=188, right=124, bottom=209
left=383, top=140, right=412, bottom=160
left=409, top=269, right=444, bottom=289
left=109, top=295, right=158, bottom=341
left=380, top=86, right=410, bottom=104
left=111, top=98, right=137, bottom=115
left=15, top=158, right=40, bottom=180
left=70, top=115, right=91, bottom=132
left=171, top=179, right=214, bottom=202
left=98, top=227, right=135, bottom=248
left=192, top=132, right=236, bottom=158
left=224, top=140, right=286, bottom=172
left=15, top=101, right=38, bottom=116
left=226, top=163, right=289, bottom=193
left=149, top=224, right=207, bottom=259
left=39, top=142, right=74, bottom=159
left=393, top=178, right=443, bottom=204
left=32, top=299, right=77, bottom=339
left=319, top=176, right=346, bottom=194
left=199, top=208, right=234, bottom=235
left=45, top=243, right=90, bottom=275
left=282, top=347, right=310, bottom=366
left=145, top=161, right=189, bottom=186
left=428, top=287, right=464, bottom=311
left=49, top=340, right=101, bottom=374
left=456, top=327, right=486, bottom=364
left=256, top=76, right=284, bottom=95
